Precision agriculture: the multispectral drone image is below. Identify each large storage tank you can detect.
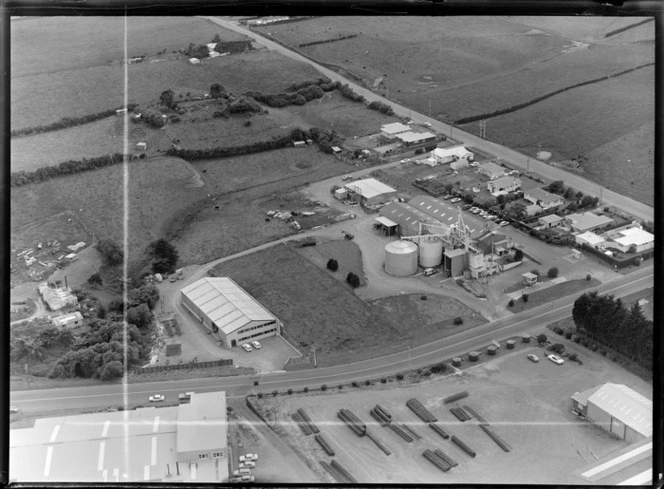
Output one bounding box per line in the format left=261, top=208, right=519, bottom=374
left=385, top=240, right=418, bottom=277
left=419, top=238, right=444, bottom=268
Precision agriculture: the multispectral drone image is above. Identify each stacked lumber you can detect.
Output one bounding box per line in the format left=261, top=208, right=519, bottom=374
left=463, top=405, right=488, bottom=424
left=434, top=448, right=458, bottom=468
left=291, top=412, right=313, bottom=435
left=443, top=391, right=469, bottom=404
left=337, top=409, right=367, bottom=437
left=388, top=423, right=414, bottom=443
left=320, top=460, right=357, bottom=483
left=451, top=435, right=476, bottom=458
left=449, top=407, right=471, bottom=422
left=422, top=449, right=451, bottom=472
left=315, top=433, right=336, bottom=456
left=480, top=424, right=511, bottom=452
left=330, top=460, right=358, bottom=483
left=297, top=408, right=320, bottom=434
left=400, top=423, right=422, bottom=440
left=429, top=423, right=450, bottom=439
left=406, top=398, right=437, bottom=423
left=366, top=432, right=392, bottom=456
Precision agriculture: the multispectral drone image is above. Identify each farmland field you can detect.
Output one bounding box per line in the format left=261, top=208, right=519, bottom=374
left=251, top=337, right=652, bottom=483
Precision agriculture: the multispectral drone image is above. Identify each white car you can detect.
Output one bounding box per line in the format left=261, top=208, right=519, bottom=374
left=239, top=461, right=256, bottom=469
left=149, top=395, right=165, bottom=402
left=527, top=353, right=540, bottom=363
left=242, top=344, right=252, bottom=352
left=472, top=209, right=482, bottom=214
left=341, top=175, right=352, bottom=181
left=240, top=454, right=258, bottom=462
left=423, top=121, right=432, bottom=127
left=499, top=220, right=510, bottom=227
left=450, top=198, right=462, bottom=203
left=547, top=354, right=564, bottom=365
left=10, top=406, right=19, bottom=413
left=251, top=341, right=262, bottom=350
left=233, top=468, right=252, bottom=476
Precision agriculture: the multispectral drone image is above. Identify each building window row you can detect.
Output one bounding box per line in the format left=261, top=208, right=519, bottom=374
left=212, top=451, right=224, bottom=458
left=236, top=320, right=276, bottom=335
left=238, top=327, right=277, bottom=343
left=198, top=453, right=210, bottom=460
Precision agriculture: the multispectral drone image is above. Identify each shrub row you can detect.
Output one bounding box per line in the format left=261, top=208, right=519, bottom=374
left=11, top=103, right=138, bottom=138
left=367, top=100, right=394, bottom=116
left=605, top=18, right=653, bottom=38
left=298, top=34, right=358, bottom=48
left=455, top=62, right=654, bottom=125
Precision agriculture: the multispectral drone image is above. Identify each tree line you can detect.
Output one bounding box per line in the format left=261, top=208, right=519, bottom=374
left=11, top=103, right=138, bottom=138
left=11, top=153, right=126, bottom=188
left=298, top=34, right=358, bottom=48
left=572, top=291, right=653, bottom=370
left=455, top=62, right=655, bottom=125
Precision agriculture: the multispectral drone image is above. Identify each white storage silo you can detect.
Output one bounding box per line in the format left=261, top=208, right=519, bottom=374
left=385, top=240, right=418, bottom=277
left=418, top=238, right=443, bottom=268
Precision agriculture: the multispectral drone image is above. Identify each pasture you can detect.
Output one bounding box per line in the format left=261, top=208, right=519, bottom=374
left=501, top=16, right=650, bottom=40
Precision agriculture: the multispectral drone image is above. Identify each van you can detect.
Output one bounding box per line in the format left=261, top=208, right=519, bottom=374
left=423, top=268, right=436, bottom=276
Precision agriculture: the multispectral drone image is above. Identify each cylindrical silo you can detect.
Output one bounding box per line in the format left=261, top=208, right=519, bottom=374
left=385, top=240, right=418, bottom=277
left=418, top=238, right=443, bottom=268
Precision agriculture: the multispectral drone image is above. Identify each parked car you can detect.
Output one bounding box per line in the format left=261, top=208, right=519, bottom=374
left=423, top=121, right=432, bottom=127
left=547, top=354, right=564, bottom=365
left=251, top=341, right=262, bottom=350
left=233, top=468, right=252, bottom=476
left=462, top=204, right=473, bottom=210
left=527, top=354, right=540, bottom=363
left=423, top=268, right=437, bottom=276
left=450, top=198, right=462, bottom=203
left=341, top=175, right=352, bottom=181
left=443, top=194, right=453, bottom=200
left=486, top=215, right=498, bottom=220
left=240, top=454, right=258, bottom=462
left=239, top=461, right=256, bottom=469
left=240, top=475, right=255, bottom=482
left=149, top=395, right=165, bottom=402
left=169, top=275, right=176, bottom=283
left=242, top=344, right=252, bottom=352
left=178, top=392, right=195, bottom=401
left=499, top=220, right=510, bottom=227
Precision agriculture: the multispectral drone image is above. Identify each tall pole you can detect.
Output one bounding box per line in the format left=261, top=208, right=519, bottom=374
left=384, top=74, right=388, bottom=100
left=312, top=346, right=317, bottom=367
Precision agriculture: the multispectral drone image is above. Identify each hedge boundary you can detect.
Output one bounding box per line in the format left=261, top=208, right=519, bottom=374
left=605, top=18, right=654, bottom=38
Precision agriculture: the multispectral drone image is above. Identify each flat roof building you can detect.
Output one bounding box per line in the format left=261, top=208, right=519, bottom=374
left=345, top=178, right=397, bottom=206
left=576, top=231, right=606, bottom=249
left=538, top=214, right=564, bottom=228
left=608, top=226, right=654, bottom=253
left=477, top=161, right=507, bottom=180
left=395, top=131, right=436, bottom=146
left=10, top=392, right=228, bottom=483
left=524, top=187, right=564, bottom=209
left=566, top=212, right=614, bottom=233
left=181, top=277, right=282, bottom=348
left=380, top=122, right=411, bottom=140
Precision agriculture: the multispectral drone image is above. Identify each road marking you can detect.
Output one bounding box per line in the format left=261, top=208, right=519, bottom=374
left=581, top=442, right=651, bottom=478
left=49, top=424, right=60, bottom=442
left=102, top=469, right=108, bottom=482
left=101, top=420, right=110, bottom=438
left=97, top=441, right=106, bottom=470
left=618, top=469, right=651, bottom=485
left=153, top=416, right=160, bottom=433
left=151, top=436, right=157, bottom=466
left=144, top=465, right=150, bottom=481
left=44, top=446, right=53, bottom=476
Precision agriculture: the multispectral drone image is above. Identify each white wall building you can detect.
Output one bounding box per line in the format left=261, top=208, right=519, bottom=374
left=431, top=146, right=474, bottom=165
left=607, top=226, right=654, bottom=253
left=487, top=175, right=521, bottom=195
left=345, top=178, right=397, bottom=205
left=380, top=122, right=411, bottom=140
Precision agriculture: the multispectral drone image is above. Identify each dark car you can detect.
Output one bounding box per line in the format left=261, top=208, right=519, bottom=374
left=462, top=204, right=473, bottom=210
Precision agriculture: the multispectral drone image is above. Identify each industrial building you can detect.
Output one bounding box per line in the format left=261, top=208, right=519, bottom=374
left=380, top=122, right=411, bottom=140
left=477, top=161, right=507, bottom=180
left=380, top=201, right=446, bottom=237
left=566, top=212, right=615, bottom=233
left=571, top=383, right=652, bottom=443
left=181, top=277, right=282, bottom=348
left=344, top=178, right=398, bottom=206
left=9, top=392, right=229, bottom=483
left=384, top=240, right=419, bottom=277
left=524, top=187, right=564, bottom=210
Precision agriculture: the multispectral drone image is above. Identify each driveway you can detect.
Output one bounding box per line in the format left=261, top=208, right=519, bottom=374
left=201, top=16, right=654, bottom=223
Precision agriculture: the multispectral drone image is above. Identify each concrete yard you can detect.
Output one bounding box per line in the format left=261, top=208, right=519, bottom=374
left=250, top=342, right=652, bottom=484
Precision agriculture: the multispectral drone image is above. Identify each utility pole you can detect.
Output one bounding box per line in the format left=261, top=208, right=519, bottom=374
left=383, top=74, right=388, bottom=100
left=526, top=157, right=530, bottom=174
left=312, top=346, right=317, bottom=367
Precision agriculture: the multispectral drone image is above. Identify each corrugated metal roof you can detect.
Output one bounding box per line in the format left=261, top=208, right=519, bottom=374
left=345, top=178, right=396, bottom=200
left=566, top=212, right=614, bottom=231
left=396, top=131, right=436, bottom=143
left=589, top=383, right=652, bottom=437
left=380, top=201, right=447, bottom=234
left=433, top=146, right=473, bottom=160
left=478, top=161, right=506, bottom=175
left=181, top=277, right=276, bottom=335
left=381, top=122, right=410, bottom=134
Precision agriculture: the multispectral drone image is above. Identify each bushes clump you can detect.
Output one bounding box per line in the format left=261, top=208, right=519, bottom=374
left=368, top=100, right=394, bottom=115
left=346, top=272, right=361, bottom=288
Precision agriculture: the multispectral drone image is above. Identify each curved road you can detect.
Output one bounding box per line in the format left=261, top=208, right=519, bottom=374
left=12, top=265, right=653, bottom=414
left=202, top=16, right=654, bottom=223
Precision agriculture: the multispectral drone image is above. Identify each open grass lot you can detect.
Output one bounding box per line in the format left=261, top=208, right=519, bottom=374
left=11, top=157, right=206, bottom=275
left=460, top=65, right=654, bottom=173
left=295, top=239, right=367, bottom=286
left=508, top=278, right=602, bottom=313
left=583, top=122, right=654, bottom=206
left=211, top=245, right=403, bottom=361
left=12, top=36, right=322, bottom=130
left=501, top=16, right=651, bottom=40
left=251, top=339, right=652, bottom=484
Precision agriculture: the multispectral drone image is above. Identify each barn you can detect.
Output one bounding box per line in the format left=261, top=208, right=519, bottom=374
left=181, top=277, right=282, bottom=348
left=571, top=383, right=652, bottom=443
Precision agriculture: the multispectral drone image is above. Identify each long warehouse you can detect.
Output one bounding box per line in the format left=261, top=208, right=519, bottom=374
left=181, top=277, right=283, bottom=348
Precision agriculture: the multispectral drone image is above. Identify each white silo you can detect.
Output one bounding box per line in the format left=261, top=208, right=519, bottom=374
left=385, top=240, right=418, bottom=277
left=418, top=238, right=444, bottom=268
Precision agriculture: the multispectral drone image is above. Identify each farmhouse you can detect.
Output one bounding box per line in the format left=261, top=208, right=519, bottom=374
left=571, top=383, right=652, bottom=443
left=566, top=212, right=614, bottom=233
left=538, top=214, right=564, bottom=229
left=51, top=311, right=83, bottom=328
left=181, top=277, right=282, bottom=348
left=487, top=176, right=521, bottom=195
left=431, top=146, right=474, bottom=165
left=395, top=131, right=436, bottom=147
left=38, top=282, right=78, bottom=311
left=380, top=122, right=411, bottom=140
left=605, top=226, right=654, bottom=253
left=9, top=391, right=229, bottom=483
left=575, top=231, right=606, bottom=249
left=344, top=178, right=397, bottom=206
left=477, top=161, right=506, bottom=180
left=524, top=188, right=564, bottom=210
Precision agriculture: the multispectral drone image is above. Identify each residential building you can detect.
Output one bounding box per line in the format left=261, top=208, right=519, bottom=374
left=575, top=231, right=606, bottom=249
left=571, top=383, right=652, bottom=443
left=181, top=277, right=282, bottom=348
left=395, top=131, right=436, bottom=147
left=431, top=146, right=474, bottom=165
left=477, top=161, right=507, bottom=180
left=380, top=122, right=411, bottom=140
left=345, top=178, right=398, bottom=206
left=538, top=214, right=564, bottom=229
left=524, top=188, right=564, bottom=210
left=9, top=392, right=229, bottom=483
left=566, top=212, right=615, bottom=233
left=525, top=203, right=542, bottom=217
left=487, top=176, right=522, bottom=195
left=606, top=226, right=654, bottom=253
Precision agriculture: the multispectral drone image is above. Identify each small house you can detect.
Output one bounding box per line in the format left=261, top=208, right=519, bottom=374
left=331, top=146, right=342, bottom=154
left=522, top=272, right=538, bottom=286
left=575, top=231, right=606, bottom=249
left=477, top=162, right=507, bottom=180
left=487, top=176, right=522, bottom=196
left=431, top=146, right=474, bottom=165
left=524, top=188, right=564, bottom=210
left=380, top=122, right=411, bottom=140
left=65, top=253, right=77, bottom=261
left=538, top=214, right=564, bottom=229
left=52, top=312, right=83, bottom=328
left=136, top=142, right=147, bottom=151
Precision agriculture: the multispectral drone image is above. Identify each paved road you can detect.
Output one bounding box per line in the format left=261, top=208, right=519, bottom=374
left=201, top=17, right=654, bottom=223
left=11, top=265, right=652, bottom=414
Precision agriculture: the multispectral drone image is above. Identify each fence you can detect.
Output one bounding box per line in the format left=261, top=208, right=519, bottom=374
left=137, top=358, right=232, bottom=373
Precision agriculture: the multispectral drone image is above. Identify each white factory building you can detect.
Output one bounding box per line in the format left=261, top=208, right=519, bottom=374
left=181, top=277, right=282, bottom=348
left=344, top=178, right=398, bottom=206
left=10, top=392, right=229, bottom=483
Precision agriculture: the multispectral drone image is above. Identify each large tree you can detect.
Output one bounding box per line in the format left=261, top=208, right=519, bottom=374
left=210, top=83, right=226, bottom=99
left=150, top=238, right=179, bottom=274
left=160, top=89, right=176, bottom=109
left=96, top=239, right=123, bottom=267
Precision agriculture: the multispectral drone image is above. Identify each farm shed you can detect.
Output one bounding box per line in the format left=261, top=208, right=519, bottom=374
left=524, top=188, right=564, bottom=210
left=344, top=178, right=397, bottom=206
left=477, top=162, right=507, bottom=180
left=52, top=311, right=83, bottom=328
left=487, top=175, right=522, bottom=195
left=38, top=282, right=79, bottom=311
left=334, top=188, right=347, bottom=200
left=374, top=216, right=398, bottom=236
left=380, top=122, right=411, bottom=140
left=571, top=383, right=652, bottom=443
left=408, top=195, right=455, bottom=227
left=395, top=131, right=436, bottom=147
left=431, top=146, right=474, bottom=165
left=331, top=146, right=342, bottom=154
left=181, top=277, right=282, bottom=348
left=607, top=226, right=654, bottom=253
left=566, top=212, right=615, bottom=233
left=538, top=214, right=564, bottom=229
left=575, top=231, right=606, bottom=249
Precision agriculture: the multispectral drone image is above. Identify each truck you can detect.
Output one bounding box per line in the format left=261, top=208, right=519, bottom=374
left=178, top=391, right=195, bottom=402
left=176, top=268, right=184, bottom=279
